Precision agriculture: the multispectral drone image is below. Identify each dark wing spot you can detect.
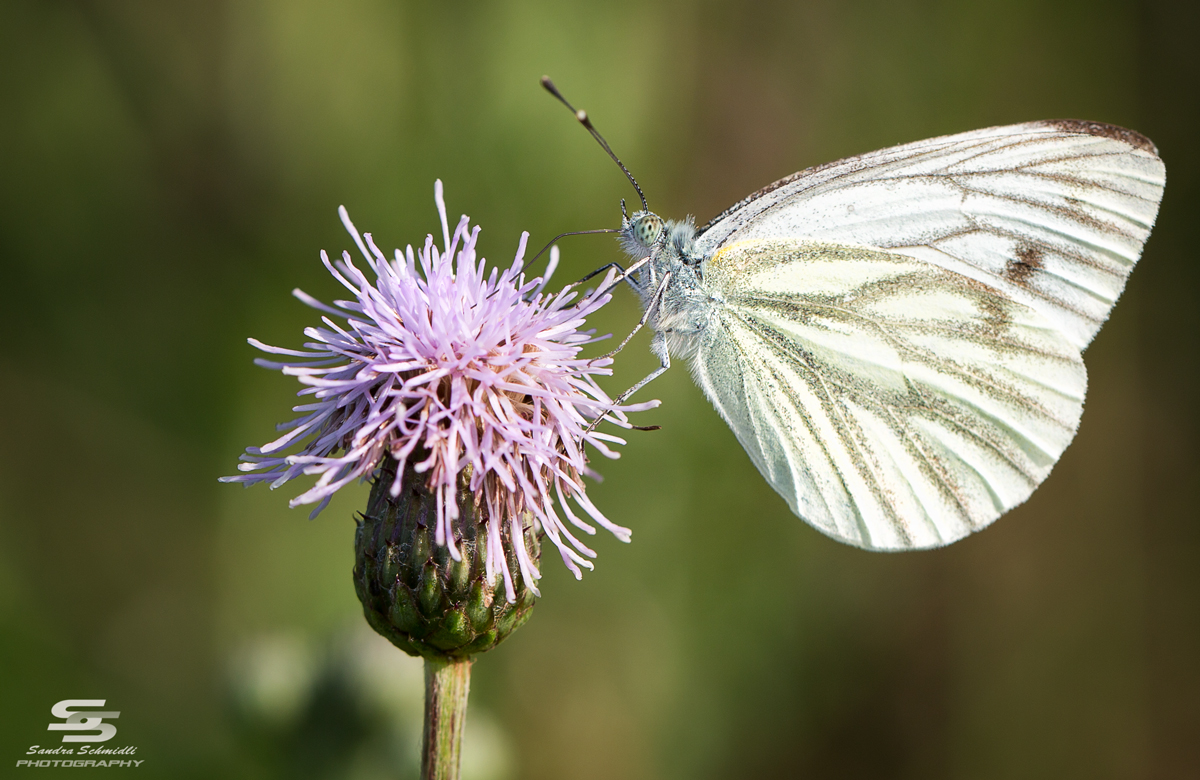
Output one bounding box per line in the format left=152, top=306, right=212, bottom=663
left=1044, top=119, right=1159, bottom=155
left=1005, top=243, right=1044, bottom=285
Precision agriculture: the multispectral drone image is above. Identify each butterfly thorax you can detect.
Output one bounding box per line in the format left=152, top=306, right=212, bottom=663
left=619, top=210, right=715, bottom=359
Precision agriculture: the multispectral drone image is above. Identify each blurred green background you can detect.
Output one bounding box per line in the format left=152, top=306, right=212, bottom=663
left=1, top=1, right=1197, bottom=778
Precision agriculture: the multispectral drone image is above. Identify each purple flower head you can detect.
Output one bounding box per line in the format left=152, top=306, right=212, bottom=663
left=223, top=181, right=656, bottom=601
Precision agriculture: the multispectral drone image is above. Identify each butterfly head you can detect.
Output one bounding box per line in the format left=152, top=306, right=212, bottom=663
left=619, top=209, right=664, bottom=260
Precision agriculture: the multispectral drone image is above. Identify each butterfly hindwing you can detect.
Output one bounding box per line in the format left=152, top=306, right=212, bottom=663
left=691, top=239, right=1086, bottom=549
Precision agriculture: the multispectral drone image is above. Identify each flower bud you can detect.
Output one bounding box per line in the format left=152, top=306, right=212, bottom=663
left=354, top=456, right=539, bottom=660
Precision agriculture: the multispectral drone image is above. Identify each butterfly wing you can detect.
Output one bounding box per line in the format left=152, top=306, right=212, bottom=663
left=696, top=120, right=1165, bottom=351
left=692, top=239, right=1086, bottom=549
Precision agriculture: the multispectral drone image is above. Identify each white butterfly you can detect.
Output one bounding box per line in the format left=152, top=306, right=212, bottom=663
left=596, top=118, right=1165, bottom=551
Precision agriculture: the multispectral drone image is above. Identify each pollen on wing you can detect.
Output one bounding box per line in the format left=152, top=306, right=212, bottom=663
left=221, top=181, right=658, bottom=601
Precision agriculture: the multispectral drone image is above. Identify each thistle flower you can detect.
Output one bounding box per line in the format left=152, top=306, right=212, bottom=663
left=223, top=181, right=653, bottom=602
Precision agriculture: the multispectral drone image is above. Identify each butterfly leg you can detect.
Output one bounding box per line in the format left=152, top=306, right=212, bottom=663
left=576, top=262, right=625, bottom=285
left=585, top=331, right=671, bottom=435
left=613, top=332, right=671, bottom=405
left=573, top=260, right=644, bottom=294
left=580, top=256, right=655, bottom=300
left=595, top=271, right=672, bottom=364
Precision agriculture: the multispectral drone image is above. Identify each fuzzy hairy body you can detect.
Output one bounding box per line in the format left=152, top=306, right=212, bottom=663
left=634, top=220, right=712, bottom=361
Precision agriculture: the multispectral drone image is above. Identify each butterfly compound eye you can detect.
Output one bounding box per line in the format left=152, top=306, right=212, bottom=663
left=634, top=214, right=664, bottom=247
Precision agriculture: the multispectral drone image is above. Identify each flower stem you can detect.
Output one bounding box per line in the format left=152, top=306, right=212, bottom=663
left=422, top=656, right=473, bottom=780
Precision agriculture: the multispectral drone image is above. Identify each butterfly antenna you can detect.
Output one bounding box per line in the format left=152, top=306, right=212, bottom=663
left=541, top=76, right=649, bottom=212
left=528, top=228, right=619, bottom=271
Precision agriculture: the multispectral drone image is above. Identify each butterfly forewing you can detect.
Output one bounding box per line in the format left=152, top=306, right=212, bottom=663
left=696, top=121, right=1166, bottom=351
left=692, top=239, right=1086, bottom=549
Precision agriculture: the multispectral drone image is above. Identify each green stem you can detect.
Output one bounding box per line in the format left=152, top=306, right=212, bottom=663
left=422, top=656, right=473, bottom=780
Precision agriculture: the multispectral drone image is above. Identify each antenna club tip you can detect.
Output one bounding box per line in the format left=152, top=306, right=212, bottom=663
left=576, top=109, right=588, bottom=123
left=540, top=75, right=553, bottom=88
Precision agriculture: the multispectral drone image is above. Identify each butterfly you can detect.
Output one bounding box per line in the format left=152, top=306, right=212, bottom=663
left=543, top=80, right=1166, bottom=551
